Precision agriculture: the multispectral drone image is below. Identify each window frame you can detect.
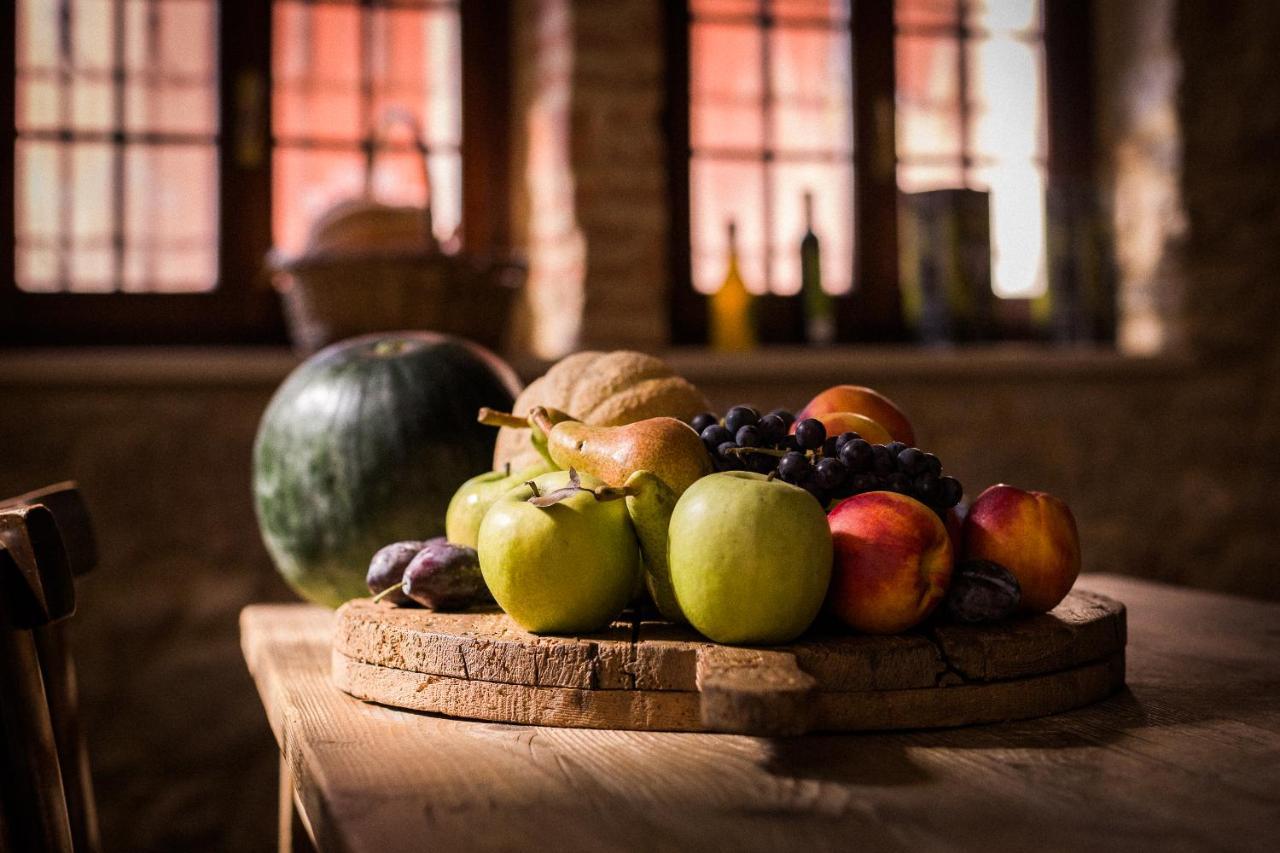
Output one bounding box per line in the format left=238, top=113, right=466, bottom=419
left=666, top=0, right=1100, bottom=346
left=1, top=0, right=512, bottom=346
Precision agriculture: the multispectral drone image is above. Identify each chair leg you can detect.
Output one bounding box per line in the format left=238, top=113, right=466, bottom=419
left=34, top=622, right=100, bottom=853
left=0, top=627, right=73, bottom=853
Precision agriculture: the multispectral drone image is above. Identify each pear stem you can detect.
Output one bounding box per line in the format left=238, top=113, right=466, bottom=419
left=528, top=406, right=556, bottom=435
left=591, top=486, right=637, bottom=502
left=371, top=582, right=404, bottom=604
left=477, top=408, right=531, bottom=429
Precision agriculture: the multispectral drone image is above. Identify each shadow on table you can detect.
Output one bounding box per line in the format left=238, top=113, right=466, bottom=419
left=762, top=736, right=933, bottom=787
left=762, top=684, right=1225, bottom=781
left=886, top=685, right=1225, bottom=751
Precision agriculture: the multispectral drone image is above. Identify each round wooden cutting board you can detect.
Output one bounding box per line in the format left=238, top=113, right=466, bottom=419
left=330, top=588, right=1125, bottom=736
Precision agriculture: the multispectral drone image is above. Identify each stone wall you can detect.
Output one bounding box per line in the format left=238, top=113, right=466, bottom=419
left=0, top=378, right=291, bottom=852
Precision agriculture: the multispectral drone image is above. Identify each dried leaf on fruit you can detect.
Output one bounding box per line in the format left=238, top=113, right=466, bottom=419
left=527, top=468, right=585, bottom=507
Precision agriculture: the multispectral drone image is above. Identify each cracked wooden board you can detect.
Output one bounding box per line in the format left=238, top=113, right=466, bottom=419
left=331, top=589, right=1125, bottom=735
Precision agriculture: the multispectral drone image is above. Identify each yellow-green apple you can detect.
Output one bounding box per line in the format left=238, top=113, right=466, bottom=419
left=796, top=385, right=916, bottom=445
left=962, top=484, right=1080, bottom=614
left=827, top=491, right=954, bottom=633
left=813, top=411, right=893, bottom=445
left=477, top=469, right=639, bottom=633
left=446, top=461, right=555, bottom=548
left=669, top=472, right=832, bottom=645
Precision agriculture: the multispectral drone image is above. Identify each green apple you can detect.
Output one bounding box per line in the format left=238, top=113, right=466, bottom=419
left=669, top=471, right=832, bottom=645
left=446, top=461, right=555, bottom=548
left=477, top=469, right=640, bottom=634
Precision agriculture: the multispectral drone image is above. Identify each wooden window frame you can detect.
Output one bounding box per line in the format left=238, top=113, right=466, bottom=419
left=0, top=0, right=511, bottom=346
left=666, top=0, right=1099, bottom=346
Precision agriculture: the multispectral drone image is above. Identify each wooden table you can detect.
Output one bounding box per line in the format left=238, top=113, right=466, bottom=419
left=241, top=575, right=1280, bottom=853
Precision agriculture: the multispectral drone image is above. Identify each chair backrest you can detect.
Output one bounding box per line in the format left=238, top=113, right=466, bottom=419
left=0, top=483, right=99, bottom=853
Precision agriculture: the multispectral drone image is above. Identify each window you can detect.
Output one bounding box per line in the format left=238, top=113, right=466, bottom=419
left=272, top=0, right=461, bottom=256
left=688, top=0, right=853, bottom=297
left=896, top=0, right=1046, bottom=298
left=2, top=0, right=508, bottom=344
left=671, top=0, right=1099, bottom=344
left=14, top=0, right=220, bottom=293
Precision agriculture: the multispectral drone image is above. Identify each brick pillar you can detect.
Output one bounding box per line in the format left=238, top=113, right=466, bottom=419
left=1094, top=0, right=1188, bottom=355
left=510, top=0, right=670, bottom=359
left=569, top=0, right=670, bottom=352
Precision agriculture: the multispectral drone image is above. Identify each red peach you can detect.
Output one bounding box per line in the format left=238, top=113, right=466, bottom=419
left=796, top=385, right=916, bottom=446
left=814, top=411, right=893, bottom=445
left=827, top=492, right=954, bottom=634
left=962, top=484, right=1081, bottom=614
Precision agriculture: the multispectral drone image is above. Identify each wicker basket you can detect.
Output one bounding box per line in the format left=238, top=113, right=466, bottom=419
left=274, top=249, right=524, bottom=354
left=270, top=110, right=524, bottom=354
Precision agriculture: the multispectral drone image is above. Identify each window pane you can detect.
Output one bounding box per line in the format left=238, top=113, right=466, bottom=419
left=691, top=157, right=766, bottom=295
left=769, top=25, right=852, bottom=155
left=971, top=163, right=1046, bottom=298
left=898, top=161, right=966, bottom=193
left=690, top=0, right=758, bottom=18
left=896, top=0, right=1048, bottom=298
left=73, top=0, right=116, bottom=70
left=771, top=0, right=851, bottom=24
left=14, top=0, right=219, bottom=293
left=70, top=76, right=116, bottom=130
left=16, top=76, right=61, bottom=129
left=690, top=4, right=854, bottom=298
left=124, top=145, right=218, bottom=292
left=272, top=0, right=463, bottom=255
left=123, top=0, right=218, bottom=135
left=272, top=1, right=362, bottom=141
left=770, top=161, right=853, bottom=295
left=967, top=38, right=1042, bottom=162
left=690, top=22, right=763, bottom=151
left=896, top=0, right=959, bottom=28
left=895, top=35, right=961, bottom=160
left=16, top=0, right=60, bottom=68
left=969, top=0, right=1040, bottom=33
left=15, top=140, right=60, bottom=240
left=273, top=148, right=367, bottom=257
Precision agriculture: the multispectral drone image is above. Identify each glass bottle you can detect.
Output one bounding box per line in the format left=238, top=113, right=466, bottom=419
left=800, top=192, right=835, bottom=345
left=710, top=219, right=756, bottom=351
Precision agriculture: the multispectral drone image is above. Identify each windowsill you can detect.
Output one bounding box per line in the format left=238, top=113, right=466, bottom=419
left=0, top=342, right=1194, bottom=390
left=0, top=347, right=303, bottom=387
left=662, top=343, right=1195, bottom=384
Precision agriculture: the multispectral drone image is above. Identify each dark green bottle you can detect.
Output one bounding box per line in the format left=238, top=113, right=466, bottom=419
left=801, top=191, right=835, bottom=345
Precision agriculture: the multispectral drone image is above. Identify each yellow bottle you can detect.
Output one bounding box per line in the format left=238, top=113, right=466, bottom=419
left=710, top=220, right=757, bottom=351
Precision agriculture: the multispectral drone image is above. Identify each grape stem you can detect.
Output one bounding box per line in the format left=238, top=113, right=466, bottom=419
left=725, top=446, right=788, bottom=459
left=371, top=582, right=404, bottom=604
left=477, top=408, right=530, bottom=429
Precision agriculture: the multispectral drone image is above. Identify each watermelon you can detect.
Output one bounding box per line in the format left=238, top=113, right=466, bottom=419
left=253, top=332, right=520, bottom=607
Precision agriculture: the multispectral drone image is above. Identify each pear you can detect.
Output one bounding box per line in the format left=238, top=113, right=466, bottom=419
left=478, top=406, right=575, bottom=466
left=530, top=407, right=713, bottom=496
left=622, top=470, right=685, bottom=624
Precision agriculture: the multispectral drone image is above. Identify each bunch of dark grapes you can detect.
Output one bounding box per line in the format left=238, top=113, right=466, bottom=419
left=692, top=406, right=798, bottom=476
left=689, top=406, right=963, bottom=512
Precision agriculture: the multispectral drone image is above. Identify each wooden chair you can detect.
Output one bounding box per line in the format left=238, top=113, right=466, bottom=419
left=0, top=483, right=100, bottom=853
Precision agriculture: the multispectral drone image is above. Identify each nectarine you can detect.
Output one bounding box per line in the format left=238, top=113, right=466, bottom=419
left=962, top=484, right=1080, bottom=614
left=797, top=385, right=915, bottom=446
left=814, top=411, right=893, bottom=445
left=827, top=492, right=953, bottom=634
